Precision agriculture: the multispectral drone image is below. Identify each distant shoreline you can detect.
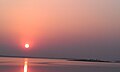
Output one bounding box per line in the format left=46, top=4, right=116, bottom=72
left=0, top=55, right=119, bottom=63
left=68, top=59, right=111, bottom=63
left=0, top=55, right=69, bottom=60
left=0, top=55, right=60, bottom=59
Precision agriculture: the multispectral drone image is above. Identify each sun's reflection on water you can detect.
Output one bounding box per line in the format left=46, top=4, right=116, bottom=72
left=24, top=59, right=28, bottom=72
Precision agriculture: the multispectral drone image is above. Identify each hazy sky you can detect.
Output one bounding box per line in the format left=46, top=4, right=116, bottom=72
left=0, top=0, right=120, bottom=60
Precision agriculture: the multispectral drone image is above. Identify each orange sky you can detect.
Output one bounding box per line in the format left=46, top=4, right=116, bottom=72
left=0, top=0, right=120, bottom=60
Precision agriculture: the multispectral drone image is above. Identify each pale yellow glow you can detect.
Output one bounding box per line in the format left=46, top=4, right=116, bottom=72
left=25, top=44, right=29, bottom=48
left=24, top=59, right=28, bottom=72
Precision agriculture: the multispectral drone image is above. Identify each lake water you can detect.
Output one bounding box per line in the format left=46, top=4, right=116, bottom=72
left=0, top=57, right=120, bottom=72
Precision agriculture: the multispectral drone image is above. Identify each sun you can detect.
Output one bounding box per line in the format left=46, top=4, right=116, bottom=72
left=25, top=44, right=29, bottom=48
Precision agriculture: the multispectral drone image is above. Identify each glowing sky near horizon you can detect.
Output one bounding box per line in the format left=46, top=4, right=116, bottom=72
left=0, top=0, right=120, bottom=60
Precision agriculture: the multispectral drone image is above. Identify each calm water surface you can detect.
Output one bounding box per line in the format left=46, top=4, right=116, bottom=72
left=0, top=57, right=120, bottom=72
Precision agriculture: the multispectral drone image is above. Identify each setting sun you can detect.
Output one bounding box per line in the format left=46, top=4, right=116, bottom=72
left=25, top=44, right=29, bottom=48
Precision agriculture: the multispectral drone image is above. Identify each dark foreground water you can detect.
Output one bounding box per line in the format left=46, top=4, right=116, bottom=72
left=0, top=57, right=120, bottom=72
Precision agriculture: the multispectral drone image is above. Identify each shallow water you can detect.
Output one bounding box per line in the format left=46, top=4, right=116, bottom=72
left=0, top=57, right=120, bottom=72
